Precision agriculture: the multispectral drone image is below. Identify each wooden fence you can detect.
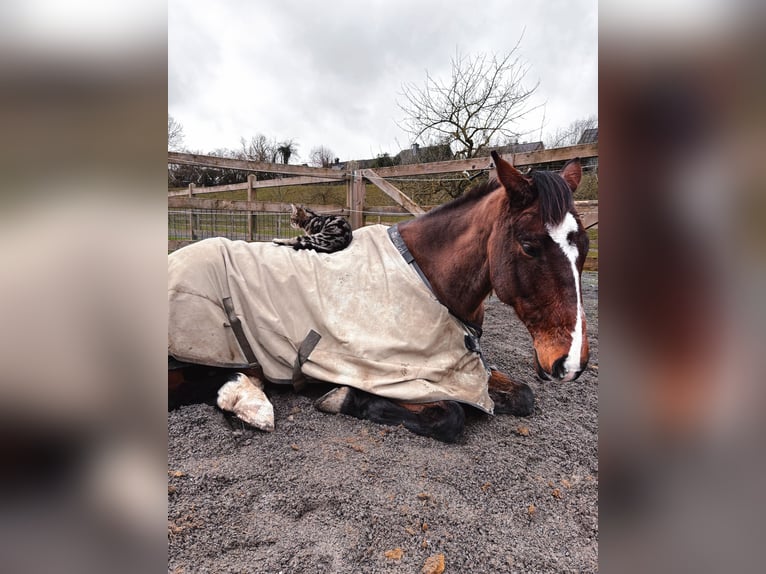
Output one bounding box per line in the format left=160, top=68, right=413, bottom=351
left=168, top=143, right=598, bottom=267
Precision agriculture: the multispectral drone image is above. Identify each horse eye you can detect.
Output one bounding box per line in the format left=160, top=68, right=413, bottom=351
left=520, top=241, right=540, bottom=257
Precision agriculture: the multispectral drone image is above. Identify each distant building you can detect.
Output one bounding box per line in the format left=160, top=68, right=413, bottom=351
left=330, top=156, right=392, bottom=171
left=476, top=141, right=545, bottom=157
left=397, top=143, right=453, bottom=165
left=578, top=128, right=598, bottom=144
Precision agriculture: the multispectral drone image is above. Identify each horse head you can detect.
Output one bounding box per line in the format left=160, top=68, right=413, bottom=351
left=489, top=151, right=590, bottom=382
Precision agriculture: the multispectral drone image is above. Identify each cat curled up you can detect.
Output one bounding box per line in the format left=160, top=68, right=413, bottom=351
left=272, top=204, right=352, bottom=253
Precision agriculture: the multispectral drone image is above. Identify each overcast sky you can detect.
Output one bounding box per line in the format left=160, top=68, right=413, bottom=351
left=169, top=0, right=597, bottom=162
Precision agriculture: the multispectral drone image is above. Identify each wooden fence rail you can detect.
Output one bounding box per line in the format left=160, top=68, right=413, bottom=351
left=168, top=151, right=346, bottom=179
left=368, top=142, right=598, bottom=178
left=168, top=143, right=598, bottom=251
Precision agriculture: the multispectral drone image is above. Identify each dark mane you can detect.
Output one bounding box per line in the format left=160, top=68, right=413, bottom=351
left=530, top=170, right=575, bottom=226
left=424, top=179, right=502, bottom=217
left=419, top=170, right=572, bottom=225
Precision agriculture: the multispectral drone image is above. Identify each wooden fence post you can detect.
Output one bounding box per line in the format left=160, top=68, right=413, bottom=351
left=188, top=183, right=196, bottom=240
left=361, top=169, right=424, bottom=216
left=247, top=174, right=256, bottom=241
left=354, top=172, right=366, bottom=229
left=346, top=171, right=364, bottom=230
left=346, top=174, right=354, bottom=229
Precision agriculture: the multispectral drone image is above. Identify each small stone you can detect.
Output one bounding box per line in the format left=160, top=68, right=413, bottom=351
left=421, top=553, right=445, bottom=574
left=384, top=548, right=403, bottom=561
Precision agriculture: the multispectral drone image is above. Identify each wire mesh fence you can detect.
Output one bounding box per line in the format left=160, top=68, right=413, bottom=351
left=168, top=210, right=302, bottom=243
left=168, top=209, right=417, bottom=248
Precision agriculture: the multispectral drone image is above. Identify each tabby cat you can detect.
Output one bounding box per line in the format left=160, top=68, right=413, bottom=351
left=272, top=204, right=353, bottom=253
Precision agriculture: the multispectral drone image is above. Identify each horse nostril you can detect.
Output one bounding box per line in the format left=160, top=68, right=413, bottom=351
left=551, top=356, right=567, bottom=380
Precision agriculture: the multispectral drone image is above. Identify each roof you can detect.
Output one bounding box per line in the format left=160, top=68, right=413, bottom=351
left=476, top=141, right=545, bottom=157
left=331, top=157, right=387, bottom=170
left=397, top=144, right=453, bottom=165
left=578, top=128, right=598, bottom=144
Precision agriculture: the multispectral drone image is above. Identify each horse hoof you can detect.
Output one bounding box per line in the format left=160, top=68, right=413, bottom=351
left=490, top=382, right=535, bottom=416
left=217, top=374, right=275, bottom=432
left=314, top=387, right=350, bottom=414
left=511, top=383, right=535, bottom=416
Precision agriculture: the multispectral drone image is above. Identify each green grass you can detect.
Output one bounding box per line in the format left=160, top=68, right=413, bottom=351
left=173, top=171, right=598, bottom=206
left=170, top=176, right=490, bottom=208
left=584, top=226, right=599, bottom=271
left=573, top=172, right=598, bottom=201
left=181, top=183, right=397, bottom=207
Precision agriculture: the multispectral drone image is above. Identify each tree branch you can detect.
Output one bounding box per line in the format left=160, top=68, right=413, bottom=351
left=396, top=42, right=540, bottom=158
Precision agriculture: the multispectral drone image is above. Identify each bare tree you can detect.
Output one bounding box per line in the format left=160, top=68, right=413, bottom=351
left=546, top=115, right=598, bottom=149
left=277, top=139, right=299, bottom=164
left=397, top=43, right=539, bottom=159
left=207, top=147, right=247, bottom=185
left=238, top=134, right=281, bottom=180
left=169, top=148, right=207, bottom=187
left=168, top=114, right=185, bottom=150
left=309, top=145, right=335, bottom=168
left=240, top=134, right=278, bottom=163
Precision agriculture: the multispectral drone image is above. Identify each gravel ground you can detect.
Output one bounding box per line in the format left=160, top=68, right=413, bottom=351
left=168, top=272, right=598, bottom=573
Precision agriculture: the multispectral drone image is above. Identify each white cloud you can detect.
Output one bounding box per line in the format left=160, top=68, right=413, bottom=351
left=169, top=0, right=597, bottom=160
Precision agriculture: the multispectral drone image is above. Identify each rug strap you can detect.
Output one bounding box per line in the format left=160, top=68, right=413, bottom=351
left=292, top=330, right=322, bottom=392
left=222, top=296, right=258, bottom=365
left=387, top=224, right=435, bottom=294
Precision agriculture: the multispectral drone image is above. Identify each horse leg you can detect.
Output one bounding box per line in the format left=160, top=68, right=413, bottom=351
left=314, top=387, right=465, bottom=443
left=216, top=372, right=275, bottom=432
left=487, top=369, right=535, bottom=416
left=169, top=362, right=231, bottom=409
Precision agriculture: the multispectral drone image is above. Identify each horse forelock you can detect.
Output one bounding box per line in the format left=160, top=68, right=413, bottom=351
left=530, top=170, right=576, bottom=226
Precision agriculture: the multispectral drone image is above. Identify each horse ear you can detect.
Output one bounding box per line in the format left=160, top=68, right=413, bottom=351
left=491, top=150, right=533, bottom=206
left=560, top=158, right=582, bottom=192
left=491, top=150, right=525, bottom=188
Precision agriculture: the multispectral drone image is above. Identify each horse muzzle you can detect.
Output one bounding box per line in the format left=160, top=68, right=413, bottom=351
left=534, top=350, right=588, bottom=382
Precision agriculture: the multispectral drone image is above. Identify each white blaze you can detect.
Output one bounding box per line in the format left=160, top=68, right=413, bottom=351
left=546, top=212, right=583, bottom=379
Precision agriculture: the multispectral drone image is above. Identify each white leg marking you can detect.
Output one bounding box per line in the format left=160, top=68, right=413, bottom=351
left=546, top=212, right=583, bottom=380
left=217, top=373, right=275, bottom=431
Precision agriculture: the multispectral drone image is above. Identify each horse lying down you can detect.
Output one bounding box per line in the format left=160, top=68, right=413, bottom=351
left=168, top=152, right=589, bottom=442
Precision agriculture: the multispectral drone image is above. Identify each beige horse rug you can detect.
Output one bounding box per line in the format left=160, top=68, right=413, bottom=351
left=168, top=224, right=493, bottom=413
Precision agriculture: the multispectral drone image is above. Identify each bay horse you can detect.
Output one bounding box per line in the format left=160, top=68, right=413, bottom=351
left=168, top=151, right=589, bottom=442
